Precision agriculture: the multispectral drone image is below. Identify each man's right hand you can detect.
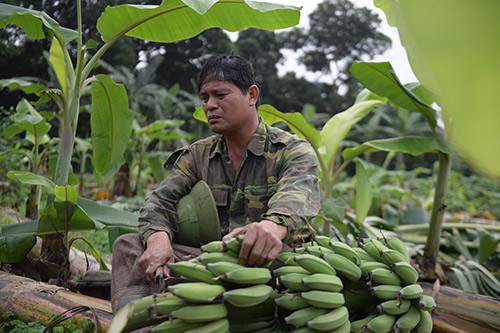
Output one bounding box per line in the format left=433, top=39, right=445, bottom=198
left=137, top=231, right=174, bottom=284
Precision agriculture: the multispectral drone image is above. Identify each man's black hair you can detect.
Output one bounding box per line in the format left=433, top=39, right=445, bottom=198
left=198, top=53, right=257, bottom=95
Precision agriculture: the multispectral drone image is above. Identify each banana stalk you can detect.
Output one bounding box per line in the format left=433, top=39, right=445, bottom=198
left=0, top=272, right=112, bottom=331
left=420, top=281, right=500, bottom=332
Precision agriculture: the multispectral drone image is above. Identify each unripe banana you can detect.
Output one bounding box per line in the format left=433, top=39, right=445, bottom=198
left=276, top=252, right=301, bottom=266
left=314, top=235, right=332, bottom=248
left=383, top=237, right=410, bottom=260
left=150, top=318, right=204, bottom=333
left=362, top=238, right=389, bottom=261
left=168, top=282, right=225, bottom=303
left=223, top=284, right=273, bottom=307
left=377, top=299, right=411, bottom=315
left=294, top=253, right=337, bottom=275
left=328, top=240, right=360, bottom=264
left=306, top=306, right=349, bottom=332
left=301, top=273, right=343, bottom=292
left=206, top=261, right=245, bottom=276
left=398, top=283, right=423, bottom=300
left=414, top=295, right=437, bottom=311
left=184, top=318, right=229, bottom=333
left=321, top=253, right=362, bottom=281
left=395, top=304, right=421, bottom=332
left=294, top=245, right=334, bottom=257
left=284, top=306, right=329, bottom=327
left=168, top=261, right=221, bottom=285
left=360, top=261, right=391, bottom=276
left=198, top=251, right=240, bottom=265
left=170, top=303, right=228, bottom=322
left=392, top=262, right=419, bottom=285
left=350, top=313, right=377, bottom=333
left=220, top=267, right=271, bottom=285
left=301, top=290, right=345, bottom=309
left=274, top=293, right=310, bottom=310
left=416, top=308, right=433, bottom=333
left=380, top=248, right=410, bottom=266
left=330, top=319, right=351, bottom=333
left=370, top=284, right=402, bottom=300
left=368, top=267, right=402, bottom=286
left=272, top=265, right=311, bottom=278
left=201, top=240, right=224, bottom=253
left=353, top=246, right=373, bottom=263
left=223, top=235, right=244, bottom=255
left=366, top=313, right=396, bottom=333
left=280, top=273, right=313, bottom=292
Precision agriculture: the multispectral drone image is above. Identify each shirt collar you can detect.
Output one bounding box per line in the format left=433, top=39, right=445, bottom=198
left=209, top=117, right=267, bottom=159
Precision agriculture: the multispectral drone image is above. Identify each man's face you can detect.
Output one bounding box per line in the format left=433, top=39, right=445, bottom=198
left=199, top=80, right=258, bottom=136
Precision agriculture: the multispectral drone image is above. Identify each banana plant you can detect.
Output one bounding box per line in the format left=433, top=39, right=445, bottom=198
left=349, top=61, right=455, bottom=277
left=0, top=0, right=301, bottom=284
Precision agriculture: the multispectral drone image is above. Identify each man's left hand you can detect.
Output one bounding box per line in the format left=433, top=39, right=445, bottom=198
left=223, top=220, right=287, bottom=267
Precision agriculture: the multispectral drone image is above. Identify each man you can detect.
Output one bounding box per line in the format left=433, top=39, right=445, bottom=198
left=111, top=53, right=320, bottom=312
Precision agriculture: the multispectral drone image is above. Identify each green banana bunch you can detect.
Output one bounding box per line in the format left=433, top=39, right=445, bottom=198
left=377, top=299, right=411, bottom=315
left=170, top=303, right=228, bottom=322
left=382, top=237, right=410, bottom=261
left=294, top=245, right=334, bottom=257
left=201, top=240, right=224, bottom=253
left=168, top=261, right=221, bottom=285
left=198, top=251, right=240, bottom=265
left=360, top=261, right=391, bottom=276
left=223, top=234, right=244, bottom=255
left=415, top=308, right=433, bottom=333
left=370, top=284, right=402, bottom=300
left=321, top=253, right=362, bottom=281
left=150, top=318, right=204, bottom=333
left=274, top=293, right=310, bottom=311
left=392, top=262, right=419, bottom=285
left=380, top=248, right=410, bottom=266
left=272, top=265, right=311, bottom=278
left=368, top=267, right=402, bottom=286
left=276, top=252, right=301, bottom=266
left=294, top=253, right=337, bottom=275
left=219, top=267, right=272, bottom=285
left=362, top=238, right=390, bottom=261
left=398, top=283, right=424, bottom=300
left=300, top=290, right=345, bottom=309
left=365, top=313, right=396, bottom=333
left=350, top=313, right=377, bottom=332
left=301, top=273, right=343, bottom=292
left=184, top=318, right=229, bottom=333
left=394, top=304, right=421, bottom=332
left=353, top=246, right=373, bottom=262
left=414, top=295, right=437, bottom=311
left=206, top=261, right=245, bottom=276
left=284, top=306, right=329, bottom=327
left=279, top=272, right=313, bottom=292
left=326, top=240, right=361, bottom=264
left=223, top=284, right=273, bottom=307
left=168, top=282, right=225, bottom=303
left=306, top=306, right=349, bottom=331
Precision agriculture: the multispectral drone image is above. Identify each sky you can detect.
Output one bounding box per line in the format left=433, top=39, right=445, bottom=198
left=252, top=0, right=418, bottom=84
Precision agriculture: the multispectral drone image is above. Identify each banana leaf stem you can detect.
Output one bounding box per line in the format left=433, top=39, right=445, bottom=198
left=423, top=152, right=452, bottom=277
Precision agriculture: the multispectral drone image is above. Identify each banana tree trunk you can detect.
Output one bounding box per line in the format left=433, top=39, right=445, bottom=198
left=420, top=281, right=500, bottom=332
left=0, top=271, right=112, bottom=331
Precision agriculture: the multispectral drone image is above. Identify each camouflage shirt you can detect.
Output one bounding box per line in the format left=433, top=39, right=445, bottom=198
left=138, top=118, right=320, bottom=247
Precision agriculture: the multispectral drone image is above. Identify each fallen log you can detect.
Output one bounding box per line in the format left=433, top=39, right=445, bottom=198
left=0, top=271, right=112, bottom=331
left=421, top=280, right=500, bottom=333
